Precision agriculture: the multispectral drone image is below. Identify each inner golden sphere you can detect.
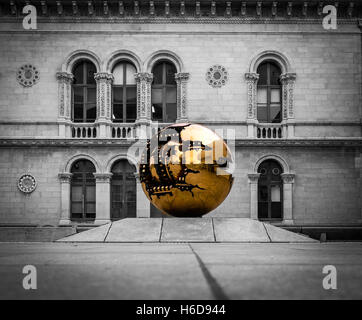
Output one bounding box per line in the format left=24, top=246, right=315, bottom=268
left=139, top=123, right=234, bottom=217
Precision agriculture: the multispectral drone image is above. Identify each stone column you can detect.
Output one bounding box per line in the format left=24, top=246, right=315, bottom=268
left=248, top=173, right=260, bottom=220
left=94, top=173, right=113, bottom=225
left=281, top=173, right=295, bottom=225
left=94, top=72, right=114, bottom=138
left=58, top=172, right=72, bottom=225
left=245, top=73, right=259, bottom=138
left=135, top=73, right=153, bottom=139
left=280, top=73, right=296, bottom=138
left=56, top=72, right=73, bottom=137
left=175, top=72, right=190, bottom=123
left=135, top=173, right=150, bottom=218
left=135, top=72, right=153, bottom=124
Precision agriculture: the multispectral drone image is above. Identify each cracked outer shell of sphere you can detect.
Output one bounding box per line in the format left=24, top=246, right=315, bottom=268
left=139, top=123, right=234, bottom=217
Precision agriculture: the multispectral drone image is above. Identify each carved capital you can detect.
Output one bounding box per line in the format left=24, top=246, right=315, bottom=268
left=58, top=172, right=72, bottom=183
left=175, top=72, right=190, bottom=82
left=280, top=73, right=296, bottom=83
left=93, top=173, right=113, bottom=183
left=56, top=72, right=73, bottom=83
left=94, top=72, right=114, bottom=82
left=245, top=72, right=259, bottom=82
left=135, top=72, right=153, bottom=83
left=281, top=173, right=295, bottom=184
left=248, top=173, right=261, bottom=183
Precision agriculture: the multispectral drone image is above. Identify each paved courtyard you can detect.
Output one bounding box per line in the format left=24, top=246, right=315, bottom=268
left=0, top=242, right=361, bottom=300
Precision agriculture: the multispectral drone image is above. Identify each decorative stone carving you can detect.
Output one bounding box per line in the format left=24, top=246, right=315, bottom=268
left=94, top=72, right=113, bottom=121
left=18, top=174, right=37, bottom=194
left=135, top=73, right=153, bottom=122
left=17, top=64, right=40, bottom=87
left=281, top=173, right=295, bottom=184
left=245, top=73, right=259, bottom=119
left=56, top=72, right=73, bottom=119
left=93, top=173, right=113, bottom=183
left=58, top=172, right=73, bottom=183
left=248, top=173, right=261, bottom=183
left=175, top=72, right=190, bottom=122
left=206, top=65, right=228, bottom=88
left=280, top=73, right=296, bottom=120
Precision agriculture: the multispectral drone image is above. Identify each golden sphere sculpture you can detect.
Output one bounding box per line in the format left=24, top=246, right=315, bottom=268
left=139, top=123, right=234, bottom=217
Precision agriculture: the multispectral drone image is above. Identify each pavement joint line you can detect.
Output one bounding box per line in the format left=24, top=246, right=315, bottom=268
left=211, top=218, right=217, bottom=242
left=262, top=222, right=272, bottom=242
left=103, top=222, right=113, bottom=242
left=159, top=218, right=164, bottom=243
left=188, top=243, right=229, bottom=300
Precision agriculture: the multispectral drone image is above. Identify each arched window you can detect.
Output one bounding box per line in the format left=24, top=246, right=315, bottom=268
left=151, top=61, right=177, bottom=123
left=112, top=62, right=137, bottom=123
left=111, top=160, right=136, bottom=220
left=71, top=159, right=96, bottom=220
left=257, top=160, right=283, bottom=220
left=257, top=61, right=282, bottom=123
left=72, top=61, right=97, bottom=123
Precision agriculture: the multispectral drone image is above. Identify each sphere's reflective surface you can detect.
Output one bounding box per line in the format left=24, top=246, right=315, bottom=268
left=139, top=123, right=234, bottom=217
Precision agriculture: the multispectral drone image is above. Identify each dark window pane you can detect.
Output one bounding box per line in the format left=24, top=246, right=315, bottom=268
left=257, top=105, right=268, bottom=122
left=73, top=63, right=83, bottom=84
left=258, top=203, right=268, bottom=219
left=126, top=86, right=137, bottom=105
left=87, top=87, right=96, bottom=104
left=126, top=104, right=137, bottom=122
left=113, top=103, right=123, bottom=121
left=113, top=87, right=123, bottom=104
left=153, top=63, right=163, bottom=85
left=270, top=105, right=281, bottom=123
left=71, top=160, right=96, bottom=173
left=165, top=63, right=176, bottom=84
left=257, top=63, right=267, bottom=85
left=151, top=88, right=163, bottom=104
left=270, top=62, right=281, bottom=85
left=166, top=103, right=177, bottom=122
left=73, top=103, right=83, bottom=122
left=86, top=62, right=96, bottom=84
left=271, top=202, right=282, bottom=219
left=86, top=104, right=96, bottom=122
left=152, top=103, right=163, bottom=121
left=166, top=87, right=177, bottom=103
left=73, top=87, right=84, bottom=103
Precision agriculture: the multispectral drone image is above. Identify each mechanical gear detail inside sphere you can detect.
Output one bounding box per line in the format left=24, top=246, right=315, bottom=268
left=139, top=123, right=234, bottom=217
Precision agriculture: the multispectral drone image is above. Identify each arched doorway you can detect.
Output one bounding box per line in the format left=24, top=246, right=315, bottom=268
left=257, top=159, right=283, bottom=220
left=111, top=159, right=136, bottom=220
left=71, top=159, right=96, bottom=221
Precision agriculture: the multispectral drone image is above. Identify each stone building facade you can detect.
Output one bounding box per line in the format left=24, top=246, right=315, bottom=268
left=0, top=0, right=361, bottom=228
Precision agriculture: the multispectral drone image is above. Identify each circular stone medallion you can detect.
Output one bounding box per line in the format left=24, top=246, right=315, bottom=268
left=206, top=65, right=228, bottom=88
left=18, top=174, right=37, bottom=194
left=17, top=64, right=40, bottom=87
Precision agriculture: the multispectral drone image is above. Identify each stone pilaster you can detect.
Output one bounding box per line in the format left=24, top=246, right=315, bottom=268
left=248, top=173, right=260, bottom=220
left=245, top=73, right=259, bottom=138
left=56, top=72, right=73, bottom=137
left=281, top=173, right=295, bottom=225
left=58, top=172, right=72, bottom=225
left=134, top=173, right=150, bottom=218
left=175, top=72, right=190, bottom=123
left=135, top=72, right=153, bottom=124
left=280, top=73, right=296, bottom=138
left=94, top=173, right=113, bottom=224
left=94, top=72, right=113, bottom=138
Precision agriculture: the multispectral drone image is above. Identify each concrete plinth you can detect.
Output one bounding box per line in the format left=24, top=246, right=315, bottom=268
left=57, top=218, right=317, bottom=243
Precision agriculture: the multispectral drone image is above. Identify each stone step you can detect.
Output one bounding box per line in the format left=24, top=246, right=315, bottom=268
left=57, top=218, right=317, bottom=243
